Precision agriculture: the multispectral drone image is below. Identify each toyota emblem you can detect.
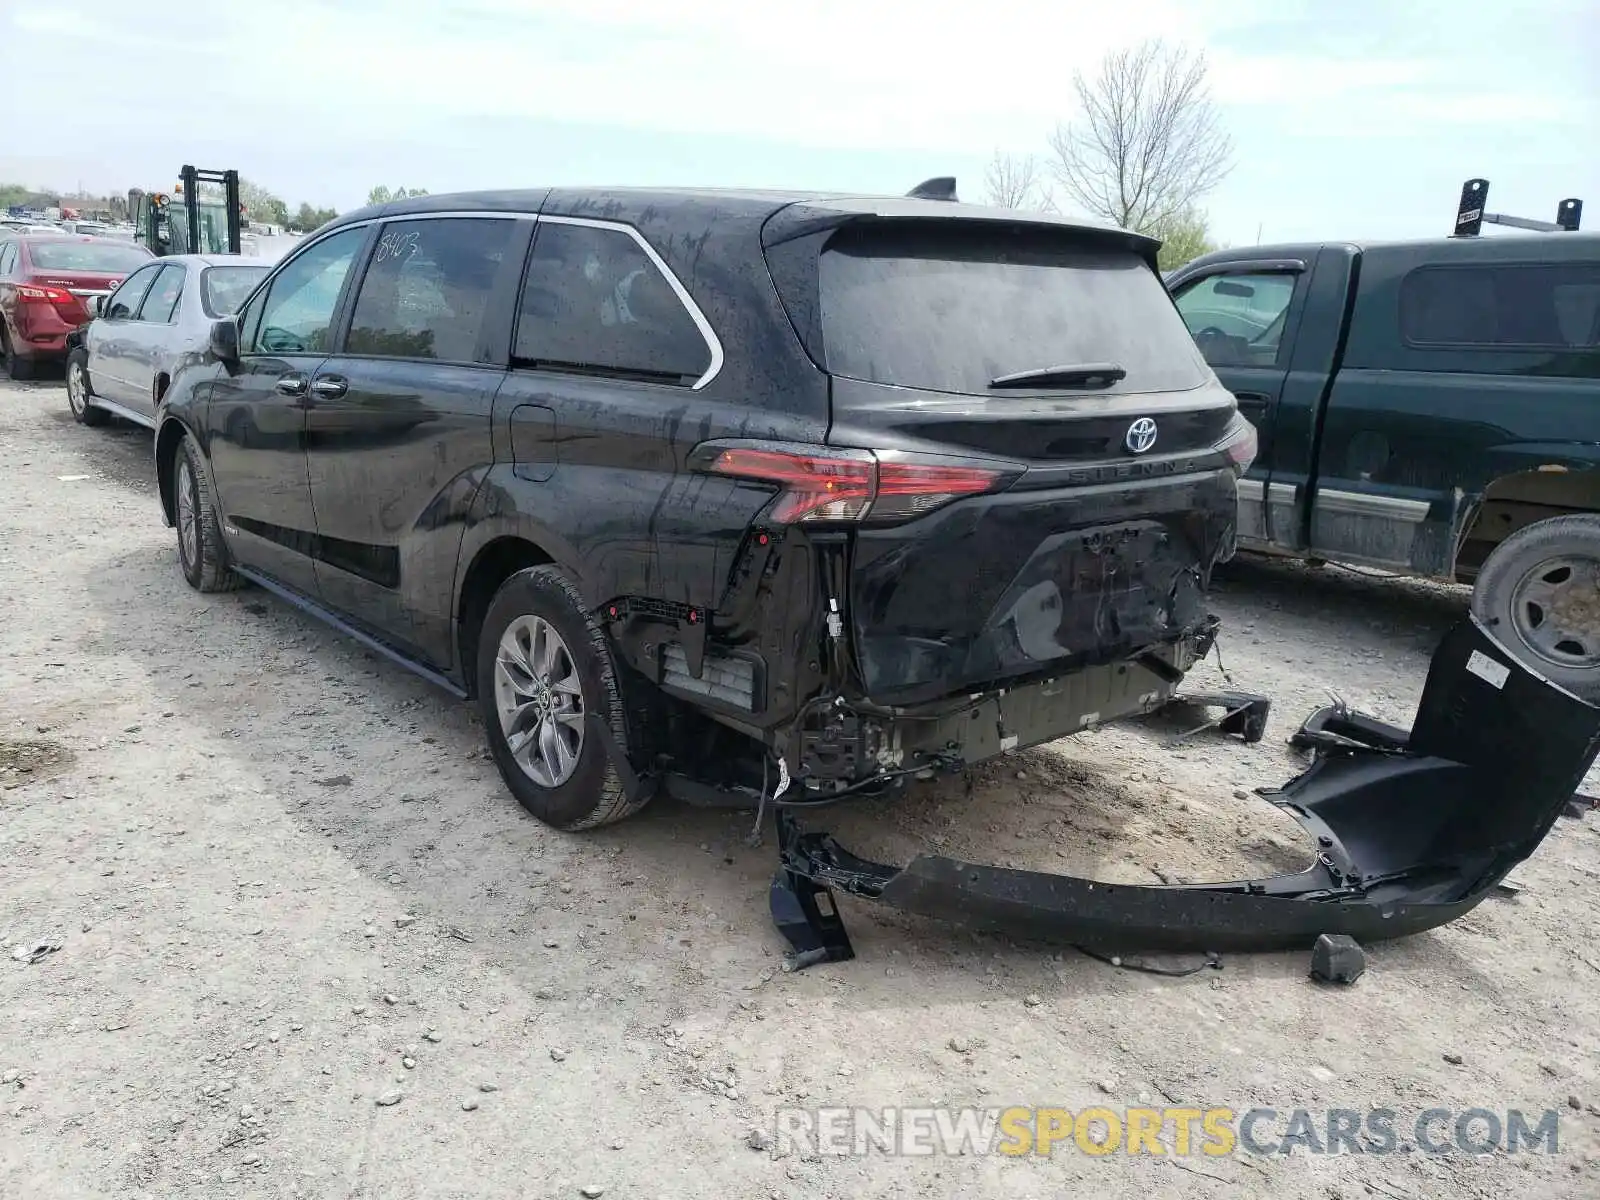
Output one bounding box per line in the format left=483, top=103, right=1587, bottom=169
left=1125, top=417, right=1158, bottom=454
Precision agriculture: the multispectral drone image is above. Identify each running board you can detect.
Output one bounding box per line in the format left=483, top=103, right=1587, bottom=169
left=90, top=396, right=156, bottom=429
left=230, top=565, right=468, bottom=699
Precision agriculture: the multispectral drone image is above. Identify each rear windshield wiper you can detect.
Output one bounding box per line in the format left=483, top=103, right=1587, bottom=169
left=989, top=362, right=1127, bottom=390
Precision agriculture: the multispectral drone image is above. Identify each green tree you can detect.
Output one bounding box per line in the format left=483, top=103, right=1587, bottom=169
left=1152, top=207, right=1219, bottom=272
left=238, top=178, right=289, bottom=228
left=0, top=183, right=32, bottom=209
left=288, top=203, right=340, bottom=232
left=367, top=185, right=430, bottom=206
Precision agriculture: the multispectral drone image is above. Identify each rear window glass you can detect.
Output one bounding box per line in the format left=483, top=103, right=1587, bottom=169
left=1401, top=264, right=1600, bottom=348
left=818, top=223, right=1206, bottom=395
left=28, top=241, right=152, bottom=273
left=202, top=265, right=268, bottom=317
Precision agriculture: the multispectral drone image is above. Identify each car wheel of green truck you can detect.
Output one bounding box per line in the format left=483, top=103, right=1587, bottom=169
left=66, top=351, right=108, bottom=426
left=1471, top=514, right=1600, bottom=701
left=477, top=565, right=650, bottom=831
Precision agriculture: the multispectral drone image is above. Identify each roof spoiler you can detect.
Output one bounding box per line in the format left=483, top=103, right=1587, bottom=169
left=1453, top=178, right=1583, bottom=236
left=906, top=176, right=958, bottom=202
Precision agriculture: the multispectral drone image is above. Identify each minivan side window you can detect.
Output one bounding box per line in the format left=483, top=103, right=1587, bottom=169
left=1401, top=264, right=1600, bottom=349
left=513, top=221, right=711, bottom=384
left=347, top=218, right=515, bottom=363
left=104, top=263, right=163, bottom=320
left=1173, top=271, right=1298, bottom=367
left=249, top=227, right=365, bottom=355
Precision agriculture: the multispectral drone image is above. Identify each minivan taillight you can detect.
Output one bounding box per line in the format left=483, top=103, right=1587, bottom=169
left=699, top=444, right=1009, bottom=524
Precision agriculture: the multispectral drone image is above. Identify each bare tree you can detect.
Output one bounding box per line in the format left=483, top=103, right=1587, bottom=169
left=1048, top=40, right=1232, bottom=234
left=984, top=152, right=1050, bottom=210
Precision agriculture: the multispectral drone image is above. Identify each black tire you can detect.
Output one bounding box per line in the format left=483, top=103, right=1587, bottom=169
left=66, top=350, right=108, bottom=426
left=174, top=434, right=245, bottom=593
left=1471, top=514, right=1600, bottom=700
left=477, top=566, right=648, bottom=830
left=1, top=322, right=34, bottom=381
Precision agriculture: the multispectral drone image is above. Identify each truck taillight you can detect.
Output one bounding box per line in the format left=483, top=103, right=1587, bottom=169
left=701, top=445, right=1008, bottom=525
left=1220, top=418, right=1257, bottom=475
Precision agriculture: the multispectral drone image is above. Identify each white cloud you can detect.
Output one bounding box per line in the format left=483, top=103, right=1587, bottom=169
left=3, top=0, right=1590, bottom=238
left=9, top=0, right=1268, bottom=151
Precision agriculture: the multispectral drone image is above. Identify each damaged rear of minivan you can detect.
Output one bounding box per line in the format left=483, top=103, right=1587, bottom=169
left=657, top=199, right=1252, bottom=801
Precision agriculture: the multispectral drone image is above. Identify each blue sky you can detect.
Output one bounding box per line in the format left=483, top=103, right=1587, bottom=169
left=2, top=0, right=1594, bottom=245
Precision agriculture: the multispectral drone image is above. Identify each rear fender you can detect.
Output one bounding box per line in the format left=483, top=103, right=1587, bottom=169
left=1452, top=456, right=1600, bottom=574
left=154, top=414, right=198, bottom=528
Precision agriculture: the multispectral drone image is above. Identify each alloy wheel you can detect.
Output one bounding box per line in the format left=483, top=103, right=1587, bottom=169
left=494, top=614, right=585, bottom=788
left=176, top=458, right=199, bottom=573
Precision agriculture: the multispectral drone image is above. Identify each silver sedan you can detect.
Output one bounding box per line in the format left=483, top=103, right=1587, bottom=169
left=66, top=254, right=269, bottom=430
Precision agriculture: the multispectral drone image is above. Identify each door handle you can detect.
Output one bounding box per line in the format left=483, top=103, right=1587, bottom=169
left=1233, top=391, right=1271, bottom=407
left=274, top=372, right=308, bottom=397
left=309, top=376, right=348, bottom=400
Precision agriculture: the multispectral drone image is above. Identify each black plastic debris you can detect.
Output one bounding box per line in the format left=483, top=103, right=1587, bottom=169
left=1310, top=934, right=1366, bottom=984
left=770, top=867, right=855, bottom=970
left=1166, top=689, right=1272, bottom=744
left=771, top=618, right=1600, bottom=968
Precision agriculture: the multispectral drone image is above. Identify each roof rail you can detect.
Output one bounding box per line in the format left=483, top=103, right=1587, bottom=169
left=907, top=177, right=958, bottom=202
left=1453, top=178, right=1583, bottom=236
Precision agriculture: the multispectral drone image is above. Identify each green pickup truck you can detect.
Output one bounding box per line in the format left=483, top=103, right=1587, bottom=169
left=1167, top=184, right=1600, bottom=697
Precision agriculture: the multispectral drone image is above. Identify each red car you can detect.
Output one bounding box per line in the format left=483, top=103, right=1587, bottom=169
left=0, top=234, right=153, bottom=379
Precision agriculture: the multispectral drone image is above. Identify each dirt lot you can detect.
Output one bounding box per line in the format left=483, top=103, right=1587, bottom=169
left=3, top=374, right=1599, bottom=1199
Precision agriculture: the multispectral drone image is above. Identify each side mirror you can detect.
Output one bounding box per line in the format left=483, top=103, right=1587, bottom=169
left=208, top=316, right=240, bottom=365
left=89, top=294, right=104, bottom=316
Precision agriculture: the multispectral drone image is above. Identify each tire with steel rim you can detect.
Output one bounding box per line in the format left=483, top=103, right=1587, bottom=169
left=66, top=350, right=108, bottom=426
left=1471, top=513, right=1600, bottom=701
left=174, top=433, right=244, bottom=593
left=477, top=566, right=648, bottom=830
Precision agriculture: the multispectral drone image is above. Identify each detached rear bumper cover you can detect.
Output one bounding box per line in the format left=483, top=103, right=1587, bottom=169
left=773, top=619, right=1600, bottom=961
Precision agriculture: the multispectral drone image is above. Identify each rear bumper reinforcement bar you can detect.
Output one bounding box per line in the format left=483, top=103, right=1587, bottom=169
left=771, top=618, right=1600, bottom=967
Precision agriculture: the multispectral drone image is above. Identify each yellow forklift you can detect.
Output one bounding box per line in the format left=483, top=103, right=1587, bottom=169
left=129, top=165, right=244, bottom=256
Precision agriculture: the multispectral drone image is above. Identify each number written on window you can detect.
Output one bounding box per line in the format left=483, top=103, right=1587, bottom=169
left=347, top=218, right=514, bottom=362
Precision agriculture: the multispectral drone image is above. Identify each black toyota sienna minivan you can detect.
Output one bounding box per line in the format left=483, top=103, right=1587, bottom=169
left=155, top=184, right=1253, bottom=829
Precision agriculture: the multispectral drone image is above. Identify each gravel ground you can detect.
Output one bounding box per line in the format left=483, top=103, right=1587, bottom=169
left=3, top=374, right=1599, bottom=1199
